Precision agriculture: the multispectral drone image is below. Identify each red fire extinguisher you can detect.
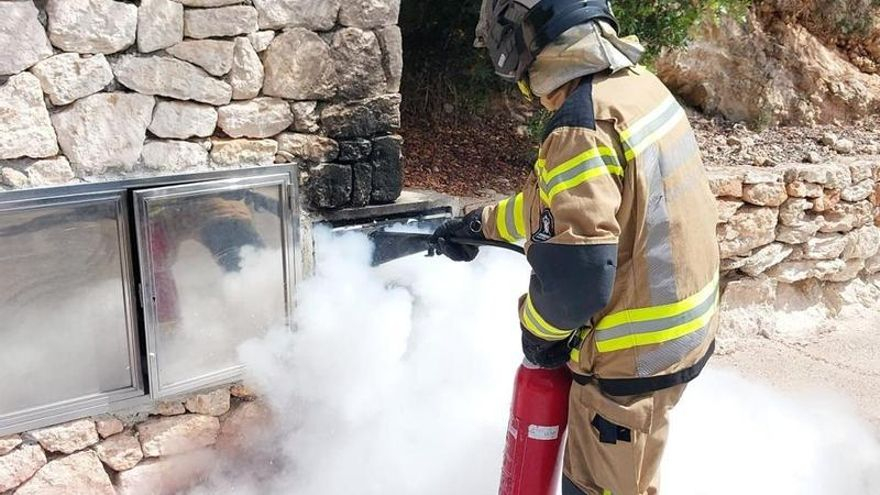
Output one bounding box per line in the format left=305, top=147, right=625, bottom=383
left=499, top=361, right=573, bottom=495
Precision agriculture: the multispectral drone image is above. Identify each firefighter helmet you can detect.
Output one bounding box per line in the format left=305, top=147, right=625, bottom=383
left=476, top=0, right=619, bottom=82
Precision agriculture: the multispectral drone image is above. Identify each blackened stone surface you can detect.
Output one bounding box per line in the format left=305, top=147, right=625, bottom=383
left=351, top=161, right=372, bottom=207
left=306, top=162, right=352, bottom=209
left=338, top=139, right=372, bottom=163
left=320, top=94, right=400, bottom=139
left=371, top=135, right=403, bottom=204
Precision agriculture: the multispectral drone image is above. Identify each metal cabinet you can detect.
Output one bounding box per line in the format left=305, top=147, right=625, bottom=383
left=0, top=167, right=298, bottom=434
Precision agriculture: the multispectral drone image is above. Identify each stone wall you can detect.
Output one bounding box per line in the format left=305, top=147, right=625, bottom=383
left=0, top=0, right=403, bottom=210
left=710, top=156, right=880, bottom=347
left=0, top=385, right=267, bottom=494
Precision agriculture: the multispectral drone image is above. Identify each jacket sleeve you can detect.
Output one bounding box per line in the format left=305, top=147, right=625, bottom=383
left=519, top=126, right=623, bottom=347
left=480, top=190, right=529, bottom=244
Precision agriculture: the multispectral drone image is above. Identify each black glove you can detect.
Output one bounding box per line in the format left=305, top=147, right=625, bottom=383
left=521, top=329, right=572, bottom=369
left=431, top=209, right=485, bottom=262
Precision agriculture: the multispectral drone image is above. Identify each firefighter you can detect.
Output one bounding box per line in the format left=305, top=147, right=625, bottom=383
left=432, top=1, right=720, bottom=493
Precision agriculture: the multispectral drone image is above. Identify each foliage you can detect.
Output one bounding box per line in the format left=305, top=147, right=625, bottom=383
left=399, top=0, right=754, bottom=116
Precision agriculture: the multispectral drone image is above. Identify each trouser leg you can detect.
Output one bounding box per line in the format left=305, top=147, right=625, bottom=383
left=563, top=383, right=687, bottom=495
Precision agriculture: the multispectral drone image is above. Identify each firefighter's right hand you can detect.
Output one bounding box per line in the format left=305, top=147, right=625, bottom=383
left=431, top=209, right=484, bottom=262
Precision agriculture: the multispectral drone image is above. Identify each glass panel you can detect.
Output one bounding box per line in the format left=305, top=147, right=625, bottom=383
left=140, top=183, right=288, bottom=392
left=0, top=197, right=136, bottom=416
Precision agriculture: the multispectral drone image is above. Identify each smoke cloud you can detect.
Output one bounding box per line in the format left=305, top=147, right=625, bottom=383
left=191, top=228, right=880, bottom=495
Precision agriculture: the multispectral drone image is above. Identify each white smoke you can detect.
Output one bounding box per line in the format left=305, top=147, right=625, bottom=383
left=192, top=228, right=880, bottom=495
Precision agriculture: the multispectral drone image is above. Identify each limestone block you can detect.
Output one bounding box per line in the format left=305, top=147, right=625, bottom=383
left=149, top=100, right=218, bottom=139
left=28, top=419, right=99, bottom=455
left=173, top=0, right=242, bottom=5
left=785, top=181, right=823, bottom=198
left=0, top=1, right=53, bottom=75
left=819, top=201, right=874, bottom=233
left=253, top=0, right=342, bottom=31
left=185, top=389, right=231, bottom=416
left=847, top=159, right=875, bottom=182
left=706, top=168, right=743, bottom=198
left=823, top=259, right=865, bottom=282
left=247, top=31, right=276, bottom=52
left=352, top=161, right=373, bottom=207
left=801, top=233, right=848, bottom=260
left=30, top=54, right=114, bottom=106
left=52, top=92, right=155, bottom=175
left=866, top=252, right=880, bottom=274
left=783, top=163, right=851, bottom=189
left=20, top=157, right=74, bottom=186
left=339, top=0, right=401, bottom=28
left=306, top=163, right=352, bottom=209
left=138, top=0, right=184, bottom=53
left=721, top=277, right=777, bottom=309
left=841, top=179, right=875, bottom=202
left=776, top=221, right=821, bottom=244
left=1, top=168, right=30, bottom=188
left=717, top=206, right=779, bottom=258
left=156, top=401, right=186, bottom=416
left=0, top=73, right=59, bottom=160
left=338, top=139, right=373, bottom=164
left=47, top=0, right=137, bottom=54
left=716, top=198, right=742, bottom=223
left=739, top=243, right=793, bottom=276
left=167, top=40, right=235, bottom=77
left=0, top=435, right=22, bottom=456
left=142, top=140, right=209, bottom=172
left=376, top=26, right=403, bottom=93
left=0, top=444, right=47, bottom=492
left=137, top=415, right=220, bottom=457
left=218, top=97, right=293, bottom=139
left=321, top=94, right=401, bottom=139
left=741, top=182, right=788, bottom=207
left=229, top=384, right=258, bottom=400
left=371, top=135, right=403, bottom=204
left=741, top=167, right=784, bottom=185
left=767, top=259, right=846, bottom=283
left=290, top=101, right=320, bottom=133
left=184, top=6, right=258, bottom=39
left=93, top=417, right=124, bottom=439
left=230, top=37, right=264, bottom=100
left=811, top=189, right=841, bottom=213
left=842, top=226, right=880, bottom=260
left=114, top=450, right=215, bottom=495
left=15, top=451, right=114, bottom=495
left=93, top=433, right=143, bottom=471
left=210, top=139, right=278, bottom=167
left=276, top=133, right=339, bottom=162
left=332, top=28, right=386, bottom=100
left=217, top=401, right=272, bottom=453
left=263, top=28, right=337, bottom=100
left=113, top=55, right=232, bottom=105
left=778, top=198, right=813, bottom=226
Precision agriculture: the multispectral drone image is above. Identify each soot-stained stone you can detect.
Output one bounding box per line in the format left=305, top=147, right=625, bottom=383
left=337, top=139, right=372, bottom=163
left=306, top=163, right=352, bottom=209
left=320, top=94, right=400, bottom=139
left=370, top=135, right=403, bottom=204
left=351, top=162, right=373, bottom=207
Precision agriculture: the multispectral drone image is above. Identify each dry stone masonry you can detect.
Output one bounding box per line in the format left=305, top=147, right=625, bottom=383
left=0, top=0, right=404, bottom=209
left=0, top=385, right=270, bottom=494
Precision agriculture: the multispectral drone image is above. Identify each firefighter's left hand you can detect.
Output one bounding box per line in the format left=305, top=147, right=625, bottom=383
left=431, top=209, right=485, bottom=262
left=521, top=329, right=571, bottom=369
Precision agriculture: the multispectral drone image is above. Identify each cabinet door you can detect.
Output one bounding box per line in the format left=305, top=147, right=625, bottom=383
left=0, top=192, right=142, bottom=433
left=134, top=174, right=294, bottom=398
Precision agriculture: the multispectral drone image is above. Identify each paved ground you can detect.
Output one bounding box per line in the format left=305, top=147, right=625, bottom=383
left=715, top=318, right=880, bottom=432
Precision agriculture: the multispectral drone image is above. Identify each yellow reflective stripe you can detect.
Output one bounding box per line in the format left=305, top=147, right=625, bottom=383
left=495, top=196, right=515, bottom=243
left=539, top=146, right=619, bottom=183
left=541, top=163, right=625, bottom=204
left=521, top=295, right=574, bottom=341
left=603, top=490, right=613, bottom=495
left=595, top=294, right=718, bottom=353
left=512, top=192, right=526, bottom=238
left=534, top=147, right=623, bottom=205
left=596, top=272, right=720, bottom=330
left=623, top=107, right=686, bottom=161
left=570, top=346, right=580, bottom=362
left=620, top=96, right=677, bottom=141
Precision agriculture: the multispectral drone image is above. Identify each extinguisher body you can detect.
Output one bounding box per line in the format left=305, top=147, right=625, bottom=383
left=499, top=361, right=573, bottom=495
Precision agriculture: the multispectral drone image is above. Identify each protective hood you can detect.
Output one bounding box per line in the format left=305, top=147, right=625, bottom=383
left=527, top=20, right=645, bottom=98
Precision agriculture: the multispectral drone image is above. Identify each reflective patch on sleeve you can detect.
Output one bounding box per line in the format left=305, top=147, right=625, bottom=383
left=536, top=147, right=623, bottom=205
left=620, top=96, right=688, bottom=161
left=495, top=192, right=526, bottom=243
left=520, top=294, right=576, bottom=341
